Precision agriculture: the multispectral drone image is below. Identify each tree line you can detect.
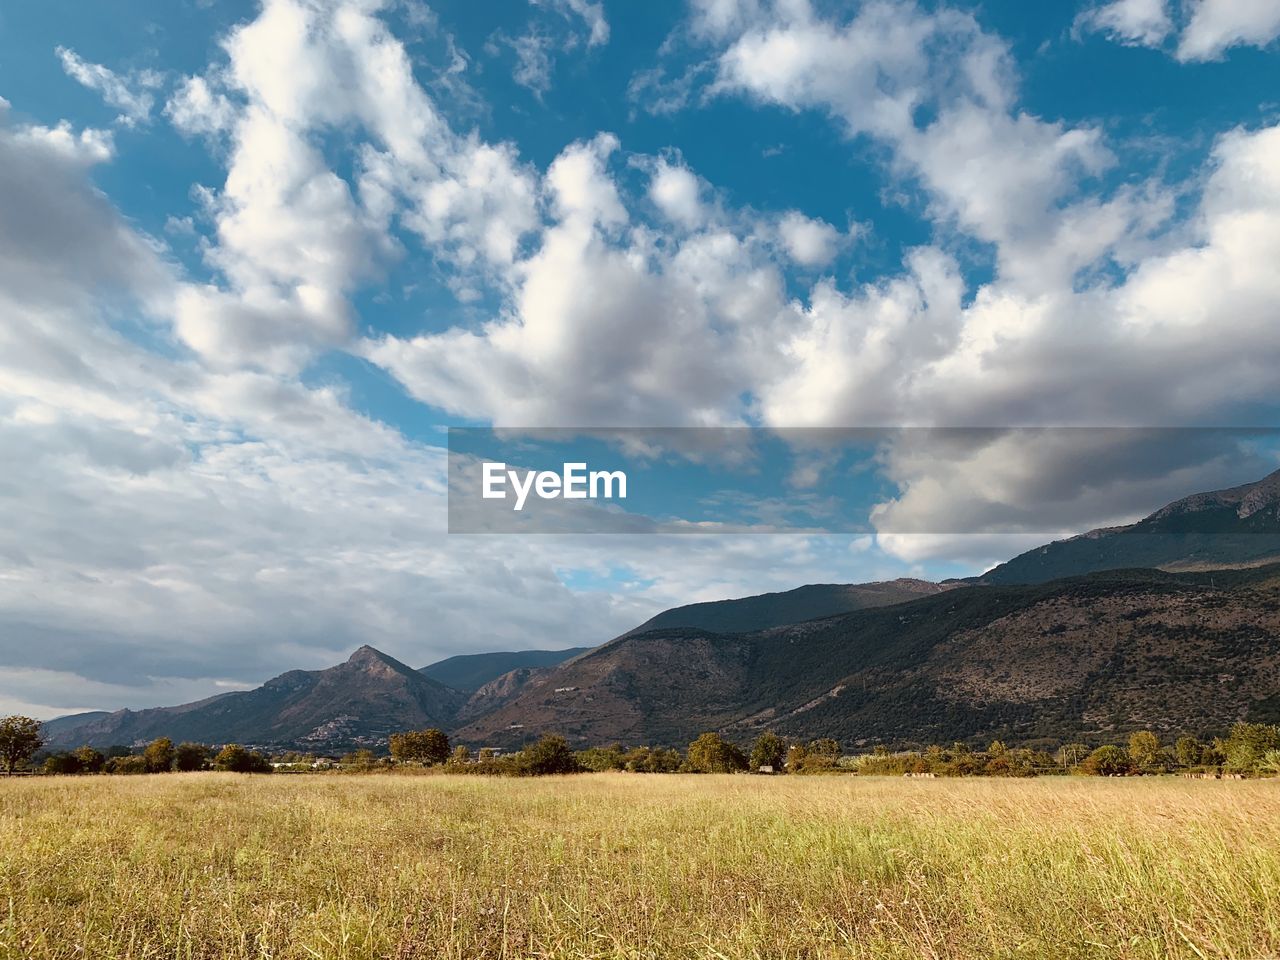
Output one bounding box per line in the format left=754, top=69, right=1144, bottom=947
left=8, top=712, right=1280, bottom=779
left=0, top=716, right=275, bottom=776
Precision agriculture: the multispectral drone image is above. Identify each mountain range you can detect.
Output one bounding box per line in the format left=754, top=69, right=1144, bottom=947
left=981, top=469, right=1280, bottom=584
left=45, top=468, right=1280, bottom=751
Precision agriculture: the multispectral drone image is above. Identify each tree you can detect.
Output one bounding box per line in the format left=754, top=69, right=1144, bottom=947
left=1127, top=731, right=1163, bottom=773
left=1259, top=750, right=1280, bottom=776
left=143, top=737, right=175, bottom=773
left=1082, top=745, right=1132, bottom=776
left=213, top=744, right=271, bottom=773
left=72, top=745, right=105, bottom=774
left=576, top=744, right=626, bottom=771
left=0, top=715, right=43, bottom=775
left=448, top=745, right=472, bottom=765
left=1223, top=722, right=1280, bottom=774
left=809, top=738, right=841, bottom=760
left=785, top=743, right=809, bottom=772
left=106, top=755, right=149, bottom=775
left=796, top=738, right=841, bottom=773
left=1174, top=735, right=1203, bottom=769
left=623, top=746, right=682, bottom=773
left=173, top=743, right=210, bottom=772
left=518, top=736, right=581, bottom=776
left=750, top=732, right=786, bottom=772
left=685, top=733, right=747, bottom=774
left=388, top=728, right=451, bottom=766
left=44, top=753, right=82, bottom=775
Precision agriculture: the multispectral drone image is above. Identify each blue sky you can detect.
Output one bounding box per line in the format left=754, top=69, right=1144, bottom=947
left=1, top=0, right=1279, bottom=716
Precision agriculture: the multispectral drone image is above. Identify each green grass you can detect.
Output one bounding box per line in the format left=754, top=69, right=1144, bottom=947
left=2, top=773, right=1279, bottom=959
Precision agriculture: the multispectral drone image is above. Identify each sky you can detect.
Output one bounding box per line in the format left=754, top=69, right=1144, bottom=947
left=2, top=0, right=1280, bottom=718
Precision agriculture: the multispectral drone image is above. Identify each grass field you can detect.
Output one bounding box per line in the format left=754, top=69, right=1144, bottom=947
left=2, top=773, right=1279, bottom=959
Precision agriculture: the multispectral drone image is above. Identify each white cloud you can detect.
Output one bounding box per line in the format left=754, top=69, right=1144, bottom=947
left=10, top=0, right=1280, bottom=717
left=1076, top=0, right=1173, bottom=47
left=536, top=0, right=610, bottom=46
left=648, top=157, right=704, bottom=227
left=1080, top=0, right=1280, bottom=59
left=506, top=30, right=556, bottom=96
left=56, top=47, right=163, bottom=127
left=1177, top=0, right=1280, bottom=59
left=160, top=0, right=539, bottom=369
left=1, top=60, right=912, bottom=717
left=776, top=211, right=841, bottom=267
left=166, top=76, right=237, bottom=136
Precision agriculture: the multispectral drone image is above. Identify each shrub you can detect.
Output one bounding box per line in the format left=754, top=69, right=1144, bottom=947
left=623, top=746, right=682, bottom=773
left=685, top=733, right=747, bottom=774
left=1174, top=735, right=1203, bottom=769
left=213, top=744, right=272, bottom=773
left=43, top=753, right=83, bottom=775
left=143, top=737, right=175, bottom=773
left=106, top=755, right=149, bottom=775
left=1223, top=722, right=1280, bottom=774
left=173, top=743, right=210, bottom=772
left=576, top=744, right=627, bottom=771
left=517, top=736, right=581, bottom=776
left=750, top=732, right=787, bottom=772
left=389, top=728, right=451, bottom=766
left=1082, top=745, right=1132, bottom=777
left=1127, top=731, right=1163, bottom=773
left=342, top=749, right=379, bottom=771
left=448, top=745, right=472, bottom=765
left=72, top=746, right=105, bottom=774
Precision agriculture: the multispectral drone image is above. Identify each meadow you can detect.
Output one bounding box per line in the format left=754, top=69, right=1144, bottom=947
left=2, top=773, right=1278, bottom=960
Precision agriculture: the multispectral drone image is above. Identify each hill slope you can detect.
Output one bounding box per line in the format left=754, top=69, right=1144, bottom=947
left=419, top=648, right=590, bottom=692
left=455, top=565, right=1280, bottom=749
left=625, top=579, right=949, bottom=635
left=983, top=469, right=1280, bottom=584
left=46, top=646, right=465, bottom=750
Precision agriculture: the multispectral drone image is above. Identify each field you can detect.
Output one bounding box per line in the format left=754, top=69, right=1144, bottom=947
left=2, top=774, right=1279, bottom=959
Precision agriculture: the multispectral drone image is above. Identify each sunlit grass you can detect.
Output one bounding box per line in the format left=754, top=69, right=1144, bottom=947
left=2, top=773, right=1278, bottom=958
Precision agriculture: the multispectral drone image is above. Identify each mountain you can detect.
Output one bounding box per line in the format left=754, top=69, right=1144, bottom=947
left=39, top=711, right=110, bottom=738
left=623, top=579, right=950, bottom=635
left=40, top=581, right=947, bottom=750
left=419, top=647, right=590, bottom=692
left=46, top=646, right=465, bottom=750
left=444, top=581, right=950, bottom=734
left=422, top=582, right=945, bottom=694
left=46, top=470, right=1280, bottom=752
left=455, top=564, right=1280, bottom=750
left=455, top=667, right=558, bottom=723
left=982, top=469, right=1280, bottom=584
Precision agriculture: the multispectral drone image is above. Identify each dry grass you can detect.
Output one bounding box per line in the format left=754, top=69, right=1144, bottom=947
left=2, top=773, right=1279, bottom=959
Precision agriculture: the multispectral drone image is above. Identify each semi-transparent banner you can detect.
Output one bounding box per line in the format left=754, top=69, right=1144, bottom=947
left=446, top=427, right=1280, bottom=535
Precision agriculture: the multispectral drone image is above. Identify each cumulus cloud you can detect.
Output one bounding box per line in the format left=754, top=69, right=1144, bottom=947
left=166, top=76, right=237, bottom=136
left=776, top=211, right=842, bottom=267
left=2, top=55, right=912, bottom=717
left=648, top=157, right=704, bottom=228
left=9, top=0, right=1280, bottom=716
left=162, top=0, right=539, bottom=370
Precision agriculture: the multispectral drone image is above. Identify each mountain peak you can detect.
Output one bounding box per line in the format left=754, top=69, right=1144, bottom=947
left=983, top=467, right=1280, bottom=584
left=345, top=644, right=407, bottom=672
left=1148, top=466, right=1280, bottom=522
